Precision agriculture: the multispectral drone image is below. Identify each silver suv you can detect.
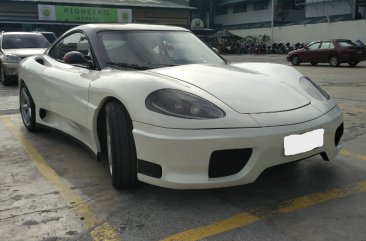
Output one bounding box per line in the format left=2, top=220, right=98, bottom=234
left=0, top=32, right=50, bottom=86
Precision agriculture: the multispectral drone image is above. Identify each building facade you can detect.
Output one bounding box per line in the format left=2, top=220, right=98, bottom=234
left=191, top=0, right=366, bottom=42
left=0, top=0, right=193, bottom=36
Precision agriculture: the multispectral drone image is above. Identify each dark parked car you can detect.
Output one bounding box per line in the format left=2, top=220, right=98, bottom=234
left=38, top=31, right=57, bottom=44
left=287, top=39, right=366, bottom=67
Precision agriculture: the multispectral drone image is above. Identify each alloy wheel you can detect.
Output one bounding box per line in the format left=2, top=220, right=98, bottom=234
left=330, top=56, right=339, bottom=67
left=20, top=88, right=32, bottom=127
left=291, top=56, right=300, bottom=65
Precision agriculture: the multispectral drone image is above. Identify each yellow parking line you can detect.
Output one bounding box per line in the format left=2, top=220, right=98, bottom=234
left=0, top=116, right=121, bottom=240
left=339, top=105, right=366, bottom=113
left=276, top=180, right=366, bottom=213
left=340, top=149, right=366, bottom=161
left=160, top=213, right=260, bottom=241
left=161, top=180, right=366, bottom=241
left=0, top=115, right=98, bottom=228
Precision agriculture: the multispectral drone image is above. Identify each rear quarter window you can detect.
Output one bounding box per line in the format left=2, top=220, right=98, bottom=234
left=337, top=40, right=358, bottom=48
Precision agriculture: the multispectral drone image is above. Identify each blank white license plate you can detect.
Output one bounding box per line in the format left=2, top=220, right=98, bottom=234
left=284, top=129, right=324, bottom=156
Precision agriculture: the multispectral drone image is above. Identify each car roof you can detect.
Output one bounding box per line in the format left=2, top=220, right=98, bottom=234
left=309, top=39, right=352, bottom=44
left=37, top=31, right=56, bottom=34
left=75, top=23, right=189, bottom=32
left=332, top=39, right=352, bottom=42
left=1, top=32, right=43, bottom=36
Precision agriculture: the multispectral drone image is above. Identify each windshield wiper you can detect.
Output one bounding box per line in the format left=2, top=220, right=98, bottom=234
left=106, top=62, right=150, bottom=70
left=145, top=63, right=177, bottom=67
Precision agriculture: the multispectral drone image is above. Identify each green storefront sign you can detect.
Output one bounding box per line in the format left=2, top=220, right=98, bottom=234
left=38, top=4, right=132, bottom=23
left=56, top=6, right=117, bottom=23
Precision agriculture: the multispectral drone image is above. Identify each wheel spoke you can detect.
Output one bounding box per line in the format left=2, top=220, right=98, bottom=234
left=21, top=89, right=30, bottom=105
left=21, top=104, right=28, bottom=110
left=106, top=117, right=113, bottom=176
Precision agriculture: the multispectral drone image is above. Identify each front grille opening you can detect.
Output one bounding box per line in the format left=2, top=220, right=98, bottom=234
left=209, top=148, right=252, bottom=178
left=335, top=123, right=344, bottom=146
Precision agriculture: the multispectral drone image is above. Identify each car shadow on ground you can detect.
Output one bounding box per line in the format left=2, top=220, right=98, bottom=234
left=295, top=63, right=366, bottom=68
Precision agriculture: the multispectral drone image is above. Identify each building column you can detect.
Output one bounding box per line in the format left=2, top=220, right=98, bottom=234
left=209, top=0, right=215, bottom=28
left=352, top=0, right=359, bottom=19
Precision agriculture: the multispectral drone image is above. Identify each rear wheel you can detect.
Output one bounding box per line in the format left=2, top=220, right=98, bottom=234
left=291, top=55, right=300, bottom=66
left=1, top=65, right=13, bottom=86
left=348, top=61, right=358, bottom=67
left=310, top=62, right=318, bottom=66
left=329, top=56, right=340, bottom=67
left=105, top=101, right=137, bottom=189
left=19, top=83, right=38, bottom=132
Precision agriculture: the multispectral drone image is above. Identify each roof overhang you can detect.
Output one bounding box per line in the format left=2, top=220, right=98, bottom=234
left=6, top=0, right=196, bottom=10
left=216, top=0, right=265, bottom=7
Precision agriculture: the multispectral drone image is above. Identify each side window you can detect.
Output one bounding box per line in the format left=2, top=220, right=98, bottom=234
left=48, top=32, right=91, bottom=62
left=320, top=41, right=334, bottom=49
left=308, top=42, right=321, bottom=50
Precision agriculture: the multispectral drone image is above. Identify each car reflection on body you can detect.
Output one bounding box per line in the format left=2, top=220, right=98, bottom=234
left=0, top=32, right=50, bottom=85
left=18, top=24, right=343, bottom=189
left=287, top=39, right=366, bottom=67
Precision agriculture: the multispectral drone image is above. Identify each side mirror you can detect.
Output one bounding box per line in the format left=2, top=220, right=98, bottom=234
left=63, top=51, right=93, bottom=68
left=304, top=46, right=309, bottom=50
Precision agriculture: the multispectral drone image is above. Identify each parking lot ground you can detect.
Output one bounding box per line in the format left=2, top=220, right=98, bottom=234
left=0, top=55, right=366, bottom=241
left=0, top=84, right=18, bottom=115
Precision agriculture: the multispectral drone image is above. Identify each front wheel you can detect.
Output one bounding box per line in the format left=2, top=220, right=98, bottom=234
left=329, top=56, right=340, bottom=67
left=348, top=61, right=358, bottom=67
left=19, top=83, right=38, bottom=132
left=291, top=55, right=300, bottom=66
left=105, top=101, right=138, bottom=189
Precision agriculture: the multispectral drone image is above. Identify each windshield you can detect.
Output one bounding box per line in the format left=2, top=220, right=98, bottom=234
left=2, top=34, right=50, bottom=49
left=98, top=30, right=225, bottom=68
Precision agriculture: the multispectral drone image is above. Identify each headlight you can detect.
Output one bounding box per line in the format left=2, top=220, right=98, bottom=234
left=299, top=77, right=330, bottom=101
left=145, top=89, right=226, bottom=119
left=2, top=54, right=22, bottom=63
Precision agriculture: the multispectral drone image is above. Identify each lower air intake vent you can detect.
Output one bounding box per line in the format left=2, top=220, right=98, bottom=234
left=209, top=148, right=252, bottom=178
left=138, top=160, right=162, bottom=178
left=335, top=123, right=343, bottom=146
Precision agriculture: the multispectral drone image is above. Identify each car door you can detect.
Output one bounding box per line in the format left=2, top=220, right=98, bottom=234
left=317, top=41, right=336, bottom=63
left=40, top=31, right=98, bottom=134
left=302, top=42, right=321, bottom=62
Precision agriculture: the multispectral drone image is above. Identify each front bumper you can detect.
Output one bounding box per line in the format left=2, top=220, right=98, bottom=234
left=132, top=106, right=343, bottom=189
left=2, top=62, right=19, bottom=77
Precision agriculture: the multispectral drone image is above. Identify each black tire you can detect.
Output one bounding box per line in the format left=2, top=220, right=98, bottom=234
left=348, top=61, right=358, bottom=67
left=310, top=62, right=318, bottom=66
left=329, top=56, right=339, bottom=67
left=1, top=65, right=13, bottom=86
left=105, top=101, right=137, bottom=189
left=291, top=55, right=300, bottom=66
left=19, top=83, right=38, bottom=132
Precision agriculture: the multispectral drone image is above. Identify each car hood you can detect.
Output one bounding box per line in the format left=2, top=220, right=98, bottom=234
left=288, top=48, right=305, bottom=55
left=2, top=48, right=46, bottom=57
left=149, top=64, right=310, bottom=114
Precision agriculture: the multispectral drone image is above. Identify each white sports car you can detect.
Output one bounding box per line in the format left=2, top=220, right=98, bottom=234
left=18, top=24, right=343, bottom=189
